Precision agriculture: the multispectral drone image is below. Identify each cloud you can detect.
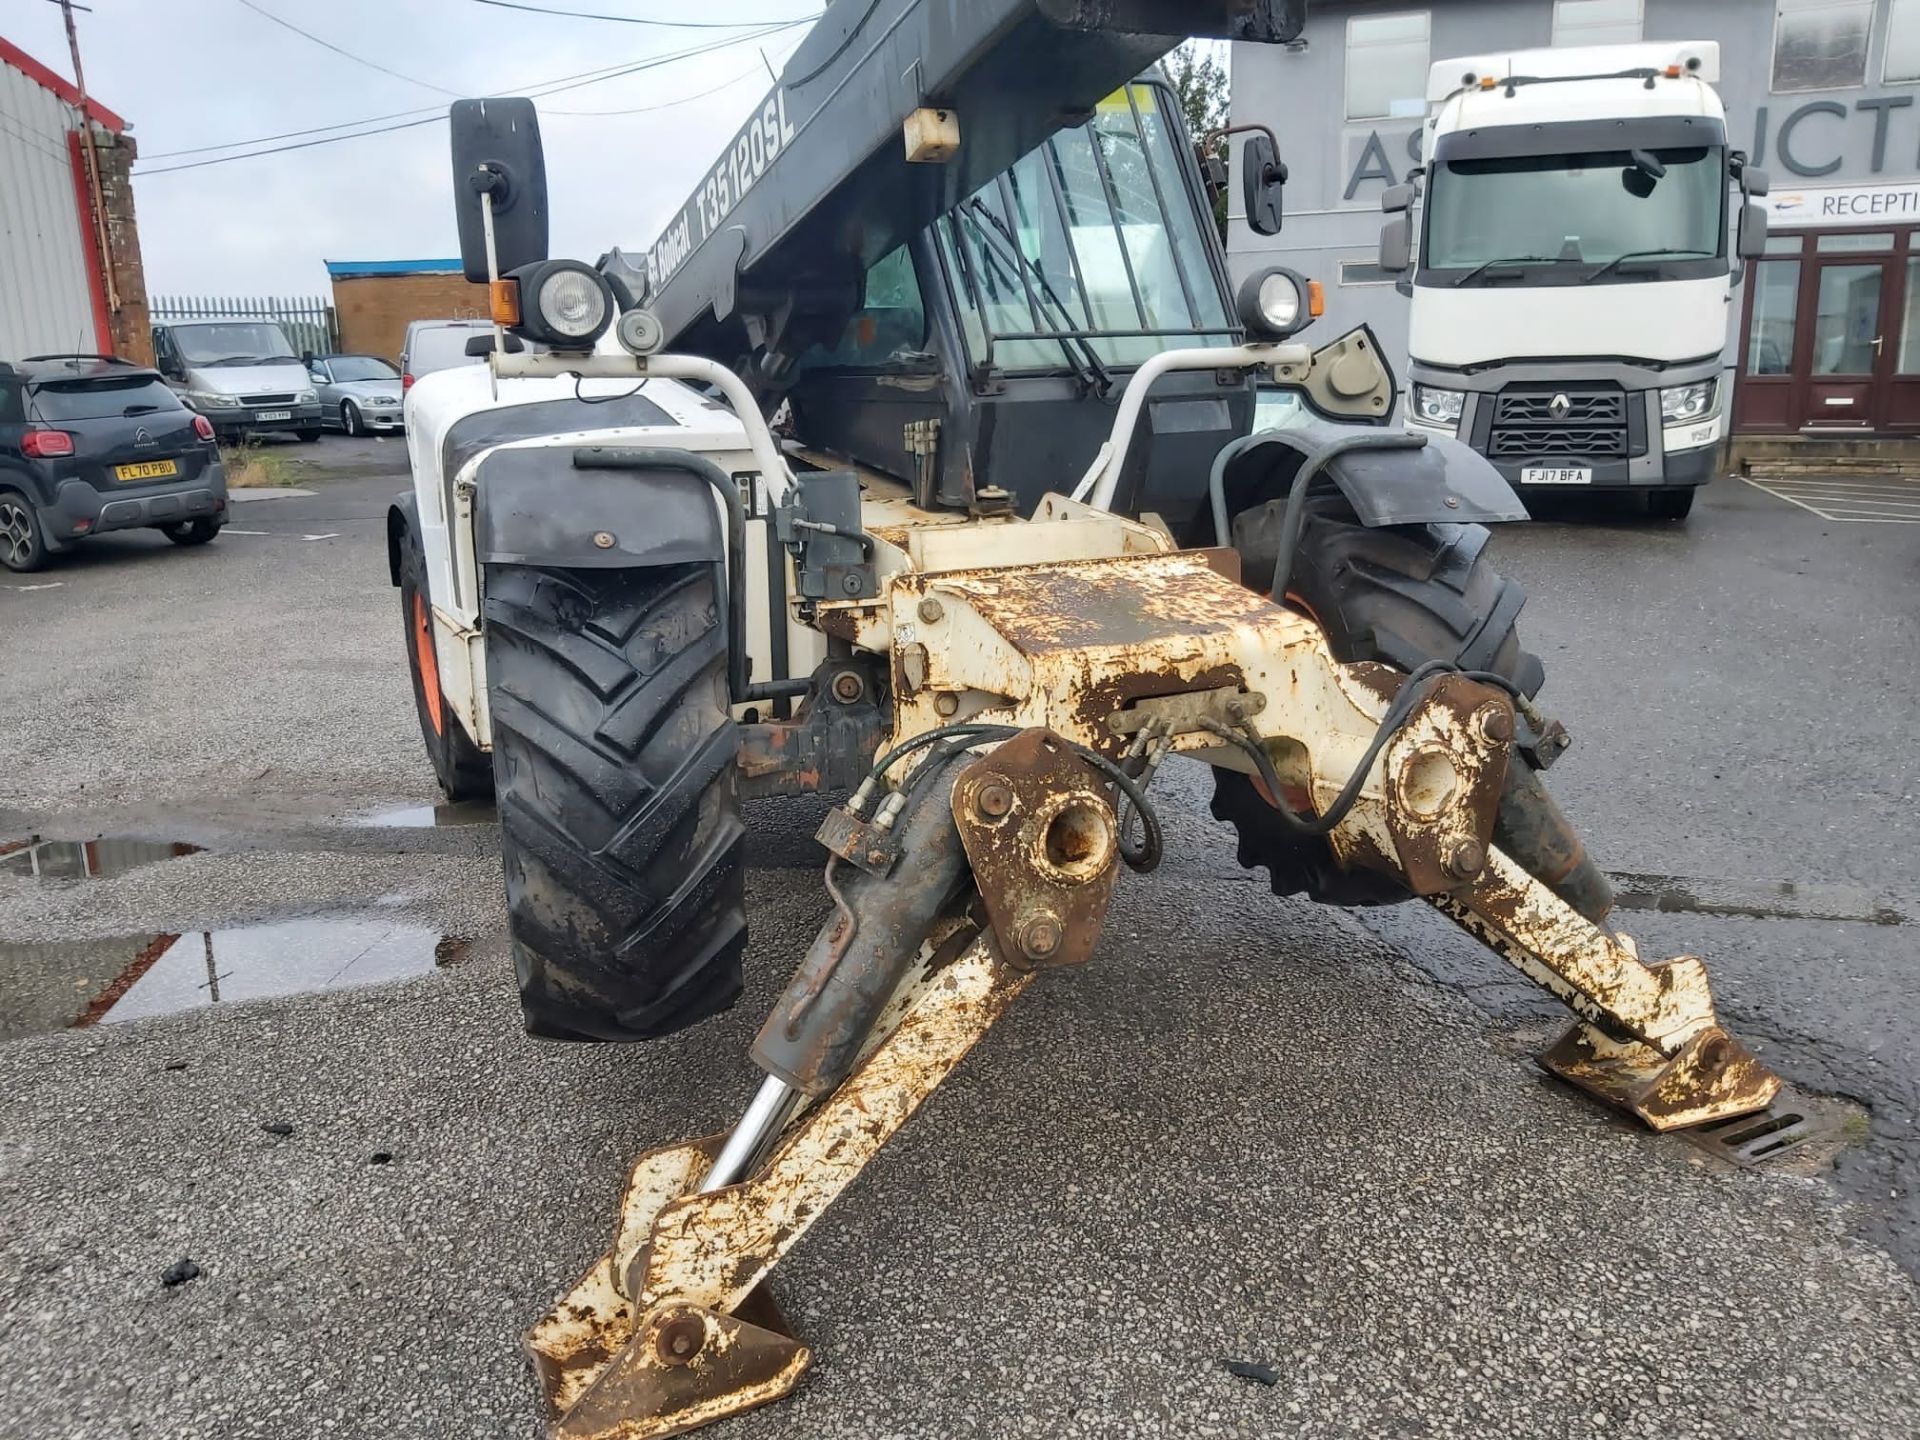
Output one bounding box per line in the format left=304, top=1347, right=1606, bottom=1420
left=9, top=0, right=809, bottom=296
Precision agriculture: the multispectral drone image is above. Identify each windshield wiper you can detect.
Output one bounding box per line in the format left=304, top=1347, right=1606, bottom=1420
left=1450, top=256, right=1557, bottom=288
left=121, top=403, right=162, bottom=416
left=1580, top=248, right=1714, bottom=284
left=960, top=197, right=1115, bottom=398
left=200, top=354, right=299, bottom=367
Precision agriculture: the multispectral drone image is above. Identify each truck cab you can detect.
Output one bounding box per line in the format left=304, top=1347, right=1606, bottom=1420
left=1378, top=41, right=1770, bottom=519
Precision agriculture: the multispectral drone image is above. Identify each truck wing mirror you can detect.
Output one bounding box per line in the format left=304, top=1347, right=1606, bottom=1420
left=1379, top=214, right=1412, bottom=274
left=1742, top=165, right=1771, bottom=199
left=450, top=97, right=549, bottom=284
left=1737, top=200, right=1769, bottom=261
left=1380, top=182, right=1415, bottom=215
left=1242, top=133, right=1286, bottom=236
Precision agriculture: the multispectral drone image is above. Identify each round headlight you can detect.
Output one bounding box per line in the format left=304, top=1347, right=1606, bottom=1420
left=1257, top=273, right=1301, bottom=330
left=1235, top=266, right=1314, bottom=340
left=536, top=267, right=609, bottom=341
left=507, top=259, right=615, bottom=347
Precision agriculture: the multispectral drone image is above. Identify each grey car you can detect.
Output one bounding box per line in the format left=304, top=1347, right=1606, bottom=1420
left=307, top=353, right=406, bottom=437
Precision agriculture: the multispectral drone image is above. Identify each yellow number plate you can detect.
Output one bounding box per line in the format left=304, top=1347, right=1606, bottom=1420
left=114, top=459, right=179, bottom=482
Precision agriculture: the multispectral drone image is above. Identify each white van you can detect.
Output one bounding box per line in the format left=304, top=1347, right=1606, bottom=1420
left=399, top=320, right=496, bottom=392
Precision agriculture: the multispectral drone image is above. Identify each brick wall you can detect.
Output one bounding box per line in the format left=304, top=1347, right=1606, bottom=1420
left=91, top=127, right=151, bottom=366
left=331, top=273, right=487, bottom=364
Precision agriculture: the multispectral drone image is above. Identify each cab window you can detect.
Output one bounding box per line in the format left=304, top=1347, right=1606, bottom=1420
left=799, top=245, right=928, bottom=371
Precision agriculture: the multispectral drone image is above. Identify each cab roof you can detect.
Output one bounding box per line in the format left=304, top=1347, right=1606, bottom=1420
left=1428, top=41, right=1724, bottom=131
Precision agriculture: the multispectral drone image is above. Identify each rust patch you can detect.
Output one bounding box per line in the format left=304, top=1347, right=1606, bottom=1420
left=948, top=554, right=1277, bottom=654
left=949, top=729, right=1119, bottom=971
left=1071, top=661, right=1246, bottom=759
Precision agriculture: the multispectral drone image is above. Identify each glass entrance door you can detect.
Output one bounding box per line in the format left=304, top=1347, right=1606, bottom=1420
left=1803, top=258, right=1887, bottom=428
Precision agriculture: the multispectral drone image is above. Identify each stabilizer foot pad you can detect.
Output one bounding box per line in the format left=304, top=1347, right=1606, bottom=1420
left=1538, top=1022, right=1782, bottom=1132
left=549, top=1291, right=808, bottom=1440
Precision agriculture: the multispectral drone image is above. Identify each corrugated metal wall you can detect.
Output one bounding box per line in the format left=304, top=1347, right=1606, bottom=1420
left=0, top=59, right=96, bottom=361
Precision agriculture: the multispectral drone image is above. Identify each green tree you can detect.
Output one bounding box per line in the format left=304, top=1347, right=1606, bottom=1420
left=1165, top=42, right=1230, bottom=238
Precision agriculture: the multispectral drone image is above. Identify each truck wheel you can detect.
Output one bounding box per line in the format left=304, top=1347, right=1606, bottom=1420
left=1211, top=487, right=1544, bottom=906
left=1647, top=488, right=1695, bottom=520
left=481, top=561, right=746, bottom=1042
left=398, top=537, right=494, bottom=803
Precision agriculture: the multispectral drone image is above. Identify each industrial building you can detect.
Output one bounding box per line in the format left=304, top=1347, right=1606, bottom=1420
left=0, top=35, right=149, bottom=365
left=1231, top=0, right=1920, bottom=448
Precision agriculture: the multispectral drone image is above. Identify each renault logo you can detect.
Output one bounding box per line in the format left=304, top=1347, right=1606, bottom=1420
left=1547, top=393, right=1572, bottom=420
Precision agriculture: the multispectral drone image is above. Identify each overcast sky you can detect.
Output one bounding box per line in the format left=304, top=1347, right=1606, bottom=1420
left=9, top=0, right=816, bottom=298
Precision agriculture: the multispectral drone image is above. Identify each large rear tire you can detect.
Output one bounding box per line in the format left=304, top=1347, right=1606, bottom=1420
left=482, top=561, right=747, bottom=1043
left=398, top=537, right=495, bottom=803
left=1211, top=488, right=1544, bottom=905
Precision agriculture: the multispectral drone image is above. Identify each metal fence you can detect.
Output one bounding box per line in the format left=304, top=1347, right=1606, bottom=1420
left=149, top=294, right=339, bottom=357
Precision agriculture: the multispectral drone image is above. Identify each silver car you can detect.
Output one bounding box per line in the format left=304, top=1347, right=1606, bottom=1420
left=307, top=353, right=406, bottom=436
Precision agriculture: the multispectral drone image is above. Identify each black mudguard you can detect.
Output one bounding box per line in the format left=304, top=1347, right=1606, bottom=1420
left=1219, top=417, right=1528, bottom=529
left=471, top=446, right=725, bottom=569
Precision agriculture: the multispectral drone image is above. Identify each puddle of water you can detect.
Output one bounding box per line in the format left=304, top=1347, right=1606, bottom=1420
left=2, top=836, right=203, bottom=881
left=353, top=801, right=495, bottom=830
left=0, top=915, right=467, bottom=1041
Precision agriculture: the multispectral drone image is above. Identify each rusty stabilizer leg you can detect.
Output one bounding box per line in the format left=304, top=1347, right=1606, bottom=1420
left=526, top=729, right=1121, bottom=1438
left=1432, top=847, right=1780, bottom=1130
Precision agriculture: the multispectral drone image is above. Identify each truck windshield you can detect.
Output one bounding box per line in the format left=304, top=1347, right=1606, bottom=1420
left=1423, top=145, right=1723, bottom=280
left=937, top=82, right=1234, bottom=372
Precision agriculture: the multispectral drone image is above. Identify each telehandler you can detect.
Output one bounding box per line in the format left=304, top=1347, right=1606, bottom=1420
left=388, top=3, right=1782, bottom=1433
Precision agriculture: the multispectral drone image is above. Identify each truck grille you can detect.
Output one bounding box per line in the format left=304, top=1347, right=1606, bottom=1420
left=1489, top=387, right=1628, bottom=460
left=240, top=392, right=297, bottom=406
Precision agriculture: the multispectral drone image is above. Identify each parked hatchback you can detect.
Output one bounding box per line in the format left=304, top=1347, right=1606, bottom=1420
left=0, top=355, right=227, bottom=573
left=307, top=353, right=405, bottom=436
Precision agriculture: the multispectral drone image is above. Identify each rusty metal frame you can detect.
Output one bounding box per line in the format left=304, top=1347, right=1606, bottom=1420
left=528, top=488, right=1782, bottom=1437
left=529, top=931, right=1036, bottom=1439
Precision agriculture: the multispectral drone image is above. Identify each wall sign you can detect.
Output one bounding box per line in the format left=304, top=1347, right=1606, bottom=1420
left=1766, top=181, right=1920, bottom=226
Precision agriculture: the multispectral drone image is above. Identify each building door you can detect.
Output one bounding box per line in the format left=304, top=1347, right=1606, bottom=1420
left=1803, top=256, right=1887, bottom=428
left=1735, top=228, right=1920, bottom=436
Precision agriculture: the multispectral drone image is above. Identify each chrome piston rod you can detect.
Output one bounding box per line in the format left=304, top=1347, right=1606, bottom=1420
left=699, top=1074, right=799, bottom=1191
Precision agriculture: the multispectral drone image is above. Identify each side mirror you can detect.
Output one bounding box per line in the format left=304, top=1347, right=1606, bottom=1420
left=1379, top=214, right=1412, bottom=274
left=464, top=333, right=526, bottom=357
left=1380, top=182, right=1415, bottom=215
left=1737, top=200, right=1769, bottom=261
left=450, top=97, right=549, bottom=284
left=1242, top=133, right=1287, bottom=237
left=1735, top=157, right=1774, bottom=198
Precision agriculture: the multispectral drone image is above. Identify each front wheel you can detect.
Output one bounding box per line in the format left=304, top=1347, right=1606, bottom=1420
left=482, top=560, right=747, bottom=1042
left=1212, top=487, right=1545, bottom=906
left=1647, top=487, right=1696, bottom=520
left=161, top=518, right=221, bottom=547
left=398, top=534, right=494, bottom=803
left=342, top=402, right=363, bottom=437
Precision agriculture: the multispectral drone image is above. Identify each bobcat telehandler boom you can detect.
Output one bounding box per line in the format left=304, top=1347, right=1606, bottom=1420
left=388, top=2, right=1782, bottom=1433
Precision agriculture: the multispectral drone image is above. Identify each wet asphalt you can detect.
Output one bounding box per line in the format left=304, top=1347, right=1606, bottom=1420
left=1, top=441, right=1917, bottom=1438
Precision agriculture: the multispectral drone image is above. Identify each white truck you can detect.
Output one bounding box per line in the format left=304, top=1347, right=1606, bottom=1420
left=1377, top=41, right=1770, bottom=519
